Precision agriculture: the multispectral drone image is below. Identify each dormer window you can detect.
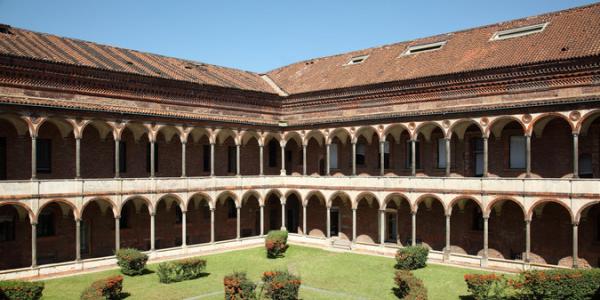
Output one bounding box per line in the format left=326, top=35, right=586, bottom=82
left=491, top=23, right=548, bottom=41
left=346, top=55, right=369, bottom=65
left=401, top=41, right=446, bottom=56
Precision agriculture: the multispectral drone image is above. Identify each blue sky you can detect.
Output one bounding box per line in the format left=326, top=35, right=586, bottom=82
left=0, top=0, right=596, bottom=73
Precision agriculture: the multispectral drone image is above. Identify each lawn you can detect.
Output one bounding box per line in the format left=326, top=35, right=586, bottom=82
left=42, top=245, right=487, bottom=299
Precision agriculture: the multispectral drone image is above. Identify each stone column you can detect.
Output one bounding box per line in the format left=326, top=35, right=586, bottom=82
left=236, top=144, right=241, bottom=176
left=182, top=211, right=187, bottom=247
left=31, top=222, right=37, bottom=267
left=326, top=143, right=330, bottom=176
left=114, top=139, right=120, bottom=178
left=445, top=137, right=451, bottom=177
left=352, top=208, right=357, bottom=243
left=326, top=207, right=331, bottom=238
left=351, top=141, right=357, bottom=176
left=302, top=204, right=307, bottom=236
left=483, top=136, right=489, bottom=177
left=114, top=217, right=120, bottom=252
left=444, top=214, right=451, bottom=260
left=280, top=143, right=286, bottom=176
left=411, top=211, right=417, bottom=246
left=210, top=142, right=215, bottom=176
left=572, top=222, right=579, bottom=268
left=76, top=219, right=81, bottom=261
left=259, top=144, right=264, bottom=176
left=150, top=213, right=155, bottom=251
left=380, top=141, right=385, bottom=176
left=31, top=136, right=37, bottom=180
left=380, top=210, right=385, bottom=245
left=482, top=216, right=489, bottom=267
left=411, top=139, right=416, bottom=176
left=181, top=141, right=187, bottom=177
left=150, top=141, right=156, bottom=178
left=302, top=144, right=307, bottom=176
left=75, top=137, right=81, bottom=179
left=236, top=207, right=241, bottom=240
left=525, top=134, right=531, bottom=178
left=573, top=133, right=579, bottom=178
left=210, top=208, right=215, bottom=243
left=525, top=220, right=531, bottom=262
left=280, top=196, right=286, bottom=230
left=260, top=205, right=265, bottom=236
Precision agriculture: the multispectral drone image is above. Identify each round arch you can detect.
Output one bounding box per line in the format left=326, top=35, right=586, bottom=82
left=527, top=199, right=574, bottom=223
left=486, top=116, right=526, bottom=138
left=186, top=192, right=213, bottom=210
left=38, top=199, right=79, bottom=220
left=576, top=200, right=600, bottom=223
left=241, top=190, right=261, bottom=206
left=352, top=126, right=377, bottom=144
left=155, top=194, right=185, bottom=213
left=355, top=191, right=381, bottom=209
left=304, top=130, right=326, bottom=146
left=216, top=190, right=240, bottom=207
left=156, top=125, right=183, bottom=144
left=0, top=113, right=31, bottom=136
left=413, top=122, right=444, bottom=142
left=304, top=190, right=326, bottom=206
left=413, top=194, right=445, bottom=213
left=121, top=195, right=153, bottom=215
left=577, top=109, right=600, bottom=135
left=81, top=197, right=117, bottom=218
left=0, top=201, right=35, bottom=224
left=529, top=113, right=574, bottom=138
left=485, top=197, right=526, bottom=218
left=383, top=193, right=410, bottom=209
left=328, top=127, right=352, bottom=145
left=448, top=119, right=484, bottom=140
left=328, top=191, right=351, bottom=208
left=447, top=195, right=484, bottom=216
left=240, top=130, right=261, bottom=146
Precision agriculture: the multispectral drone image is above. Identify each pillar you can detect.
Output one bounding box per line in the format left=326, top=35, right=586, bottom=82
left=379, top=141, right=385, bottom=176
left=182, top=211, right=187, bottom=247
left=75, top=137, right=81, bottom=179
left=352, top=141, right=357, bottom=176
left=326, top=207, right=331, bottom=238
left=302, top=204, right=307, bottom=236
left=326, top=143, right=330, bottom=176
left=302, top=144, right=307, bottom=176
left=31, top=223, right=37, bottom=268
left=379, top=210, right=385, bottom=245
left=115, top=217, right=120, bottom=252
left=280, top=196, right=286, bottom=230
left=236, top=144, right=241, bottom=176
left=572, top=222, right=579, bottom=268
left=482, top=136, right=488, bottom=177
left=482, top=216, right=489, bottom=267
left=76, top=219, right=81, bottom=261
left=411, top=139, right=416, bottom=176
left=280, top=143, right=286, bottom=176
left=31, top=136, right=37, bottom=180
left=210, top=208, right=215, bottom=243
left=114, top=139, right=120, bottom=178
left=352, top=208, right=357, bottom=242
left=150, top=140, right=156, bottom=178
left=525, top=134, right=531, bottom=178
left=525, top=220, right=531, bottom=262
left=445, top=137, right=451, bottom=177
left=573, top=133, right=579, bottom=178
left=181, top=141, right=187, bottom=177
left=444, top=214, right=451, bottom=260
left=210, top=142, right=215, bottom=176
left=411, top=211, right=416, bottom=246
left=259, top=144, right=264, bottom=176
left=150, top=213, right=155, bottom=251
left=236, top=207, right=241, bottom=240
left=260, top=205, right=264, bottom=236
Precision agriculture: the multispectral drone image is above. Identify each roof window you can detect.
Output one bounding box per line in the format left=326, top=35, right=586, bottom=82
left=491, top=23, right=548, bottom=40
left=401, top=41, right=446, bottom=56
left=346, top=55, right=369, bottom=65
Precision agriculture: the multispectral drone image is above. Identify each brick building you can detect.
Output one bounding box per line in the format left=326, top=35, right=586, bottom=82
left=0, top=4, right=600, bottom=277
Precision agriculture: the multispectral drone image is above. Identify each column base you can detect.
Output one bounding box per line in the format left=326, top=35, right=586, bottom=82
left=279, top=170, right=286, bottom=176
left=480, top=256, right=488, bottom=268
left=442, top=249, right=451, bottom=262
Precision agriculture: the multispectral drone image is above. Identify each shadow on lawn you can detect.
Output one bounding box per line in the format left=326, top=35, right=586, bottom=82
left=459, top=296, right=475, bottom=300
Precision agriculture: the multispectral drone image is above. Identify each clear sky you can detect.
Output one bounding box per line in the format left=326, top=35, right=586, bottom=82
left=0, top=0, right=597, bottom=73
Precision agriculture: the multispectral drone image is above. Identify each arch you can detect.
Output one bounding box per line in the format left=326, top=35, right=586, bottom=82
left=263, top=131, right=282, bottom=145
left=156, top=193, right=184, bottom=213
left=122, top=121, right=148, bottom=142
left=156, top=125, right=183, bottom=143
left=216, top=190, right=240, bottom=207
left=284, top=189, right=302, bottom=201
left=0, top=113, right=30, bottom=136
left=283, top=131, right=302, bottom=147
left=0, top=201, right=35, bottom=224
left=38, top=117, right=73, bottom=138
left=328, top=191, right=351, bottom=208
left=447, top=195, right=484, bottom=216
left=355, top=191, right=381, bottom=209
left=304, top=190, right=326, bottom=206
left=353, top=126, right=377, bottom=144
left=529, top=113, right=574, bottom=138
left=241, top=190, right=261, bottom=206
left=121, top=195, right=153, bottom=215
left=382, top=123, right=409, bottom=143
left=577, top=109, right=600, bottom=136
left=448, top=119, right=484, bottom=140
left=487, top=116, right=526, bottom=138
left=80, top=119, right=114, bottom=140
left=576, top=200, right=600, bottom=223
left=383, top=193, right=410, bottom=209
left=188, top=127, right=211, bottom=144
left=485, top=197, right=526, bottom=218
left=527, top=199, right=574, bottom=223
left=413, top=194, right=445, bottom=213
left=304, top=129, right=325, bottom=146
left=38, top=199, right=79, bottom=221
left=81, top=197, right=117, bottom=218
left=328, top=127, right=351, bottom=145
left=264, top=189, right=283, bottom=201
left=241, top=130, right=261, bottom=146
left=215, top=128, right=238, bottom=145
left=413, top=121, right=444, bottom=142
left=187, top=192, right=213, bottom=210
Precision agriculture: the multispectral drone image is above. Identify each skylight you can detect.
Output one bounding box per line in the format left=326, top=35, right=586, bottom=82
left=346, top=55, right=369, bottom=65
left=491, top=23, right=548, bottom=41
left=401, top=41, right=446, bottom=56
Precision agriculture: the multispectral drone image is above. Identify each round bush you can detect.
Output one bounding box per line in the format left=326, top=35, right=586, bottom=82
left=395, top=246, right=429, bottom=270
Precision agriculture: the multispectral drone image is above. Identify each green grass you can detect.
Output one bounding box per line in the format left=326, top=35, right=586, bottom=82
left=41, top=245, right=488, bottom=299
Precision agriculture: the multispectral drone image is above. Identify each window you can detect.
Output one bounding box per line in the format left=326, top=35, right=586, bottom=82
left=0, top=214, right=15, bottom=241
left=473, top=138, right=484, bottom=177
left=268, top=140, right=278, bottom=167
left=491, top=23, right=548, bottom=41
left=203, top=145, right=210, bottom=172
left=378, top=141, right=390, bottom=169
left=405, top=140, right=421, bottom=169
left=472, top=207, right=484, bottom=231
left=36, top=138, right=51, bottom=173
left=227, top=199, right=237, bottom=219
left=146, top=142, right=158, bottom=173
left=401, top=41, right=446, bottom=56
left=356, top=143, right=366, bottom=166
left=437, top=138, right=447, bottom=169
left=175, top=206, right=182, bottom=224
left=120, top=204, right=129, bottom=229
left=346, top=54, right=369, bottom=65
left=228, top=146, right=236, bottom=173
left=579, top=154, right=593, bottom=178
left=329, top=143, right=338, bottom=169
left=509, top=136, right=526, bottom=169
left=37, top=210, right=55, bottom=237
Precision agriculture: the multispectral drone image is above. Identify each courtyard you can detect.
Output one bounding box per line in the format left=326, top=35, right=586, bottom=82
left=41, top=245, right=488, bottom=299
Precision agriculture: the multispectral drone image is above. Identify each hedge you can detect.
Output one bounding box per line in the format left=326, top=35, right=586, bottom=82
left=262, top=270, right=301, bottom=300
left=223, top=272, right=256, bottom=300
left=0, top=280, right=44, bottom=300
left=115, top=248, right=148, bottom=276
left=265, top=230, right=289, bottom=258
left=464, top=273, right=513, bottom=300
left=395, top=246, right=429, bottom=270
left=157, top=258, right=207, bottom=283
left=393, top=270, right=427, bottom=300
left=80, top=275, right=123, bottom=300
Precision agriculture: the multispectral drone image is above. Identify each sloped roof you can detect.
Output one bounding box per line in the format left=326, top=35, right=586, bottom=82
left=267, top=3, right=600, bottom=95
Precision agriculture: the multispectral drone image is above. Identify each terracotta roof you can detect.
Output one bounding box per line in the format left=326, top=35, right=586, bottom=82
left=0, top=25, right=275, bottom=93
left=267, top=3, right=600, bottom=95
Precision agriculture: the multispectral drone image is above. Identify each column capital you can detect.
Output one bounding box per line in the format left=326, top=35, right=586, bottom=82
left=30, top=222, right=38, bottom=226
left=150, top=212, right=156, bottom=217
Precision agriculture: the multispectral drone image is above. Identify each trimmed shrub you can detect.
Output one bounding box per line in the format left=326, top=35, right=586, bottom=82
left=265, top=230, right=289, bottom=258
left=0, top=280, right=44, bottom=300
left=395, top=246, right=429, bottom=270
left=393, top=270, right=427, bottom=300
left=519, top=269, right=600, bottom=300
left=261, top=270, right=301, bottom=300
left=115, top=248, right=148, bottom=276
left=157, top=258, right=207, bottom=283
left=223, top=272, right=256, bottom=300
left=464, top=273, right=510, bottom=300
left=80, top=275, right=123, bottom=300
